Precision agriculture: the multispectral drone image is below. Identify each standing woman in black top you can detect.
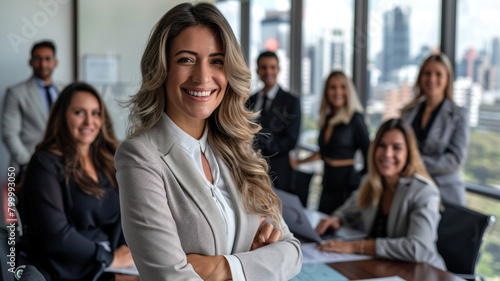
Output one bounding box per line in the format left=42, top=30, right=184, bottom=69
left=18, top=82, right=133, bottom=281
left=291, top=71, right=370, bottom=214
left=401, top=53, right=469, bottom=205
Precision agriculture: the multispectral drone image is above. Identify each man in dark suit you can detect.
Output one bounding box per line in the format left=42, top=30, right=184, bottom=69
left=2, top=40, right=62, bottom=178
left=246, top=51, right=301, bottom=191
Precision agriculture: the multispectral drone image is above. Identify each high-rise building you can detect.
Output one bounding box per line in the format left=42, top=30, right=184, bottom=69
left=311, top=28, right=346, bottom=99
left=461, top=48, right=479, bottom=81
left=261, top=11, right=290, bottom=55
left=301, top=57, right=312, bottom=97
left=454, top=77, right=483, bottom=127
left=252, top=11, right=291, bottom=92
left=491, top=37, right=500, bottom=90
left=477, top=62, right=497, bottom=90
left=382, top=83, right=412, bottom=120
left=306, top=46, right=317, bottom=95
left=382, top=6, right=410, bottom=82
left=323, top=29, right=345, bottom=72
left=478, top=102, right=500, bottom=133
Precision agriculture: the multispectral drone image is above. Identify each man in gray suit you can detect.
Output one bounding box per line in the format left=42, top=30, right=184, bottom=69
left=2, top=40, right=61, bottom=177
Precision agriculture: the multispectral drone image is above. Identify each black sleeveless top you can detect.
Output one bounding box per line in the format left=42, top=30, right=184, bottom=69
left=318, top=112, right=370, bottom=172
left=369, top=204, right=388, bottom=238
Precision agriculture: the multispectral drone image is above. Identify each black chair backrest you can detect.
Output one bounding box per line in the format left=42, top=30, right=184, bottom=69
left=436, top=200, right=496, bottom=275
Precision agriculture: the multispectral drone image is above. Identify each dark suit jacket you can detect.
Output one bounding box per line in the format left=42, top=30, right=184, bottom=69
left=246, top=86, right=301, bottom=191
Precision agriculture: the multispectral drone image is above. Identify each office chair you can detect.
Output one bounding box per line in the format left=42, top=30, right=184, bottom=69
left=289, top=170, right=314, bottom=208
left=436, top=200, right=496, bottom=281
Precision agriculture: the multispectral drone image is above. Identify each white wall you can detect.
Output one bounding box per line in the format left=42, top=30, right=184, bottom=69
left=78, top=0, right=192, bottom=84
left=78, top=0, right=215, bottom=139
left=0, top=0, right=74, bottom=183
left=0, top=0, right=217, bottom=182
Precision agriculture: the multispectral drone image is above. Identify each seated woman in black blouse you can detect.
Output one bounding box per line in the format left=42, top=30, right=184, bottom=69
left=290, top=71, right=370, bottom=214
left=18, top=82, right=133, bottom=281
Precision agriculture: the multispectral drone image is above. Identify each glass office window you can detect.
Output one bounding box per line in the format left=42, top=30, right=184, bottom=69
left=457, top=0, right=500, bottom=277
left=366, top=0, right=440, bottom=133
left=456, top=0, right=500, bottom=190
left=296, top=0, right=355, bottom=209
left=249, top=0, right=291, bottom=92
left=300, top=0, right=354, bottom=143
left=215, top=1, right=241, bottom=43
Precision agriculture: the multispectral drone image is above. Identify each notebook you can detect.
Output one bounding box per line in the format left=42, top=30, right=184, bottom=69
left=274, top=188, right=366, bottom=243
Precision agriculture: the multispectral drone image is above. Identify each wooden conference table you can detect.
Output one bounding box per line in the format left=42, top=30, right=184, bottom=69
left=329, top=258, right=465, bottom=281
left=114, top=259, right=464, bottom=281
left=297, top=209, right=465, bottom=280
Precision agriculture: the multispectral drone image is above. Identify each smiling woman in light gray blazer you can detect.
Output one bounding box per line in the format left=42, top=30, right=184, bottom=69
left=401, top=53, right=469, bottom=205
left=316, top=119, right=446, bottom=270
left=115, top=3, right=302, bottom=281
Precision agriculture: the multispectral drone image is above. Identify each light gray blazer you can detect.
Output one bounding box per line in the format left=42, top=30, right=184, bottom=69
left=334, top=174, right=446, bottom=270
left=2, top=77, right=62, bottom=170
left=401, top=98, right=469, bottom=205
left=115, top=119, right=302, bottom=281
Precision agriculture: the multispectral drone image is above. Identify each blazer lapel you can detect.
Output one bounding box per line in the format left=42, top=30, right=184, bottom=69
left=247, top=94, right=258, bottom=111
left=149, top=119, right=228, bottom=253
left=217, top=158, right=260, bottom=253
left=261, top=88, right=282, bottom=126
left=27, top=77, right=49, bottom=121
left=426, top=98, right=453, bottom=140
left=405, top=104, right=419, bottom=124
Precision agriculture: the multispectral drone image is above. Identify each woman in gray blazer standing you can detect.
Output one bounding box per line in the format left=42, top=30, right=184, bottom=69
left=401, top=53, right=469, bottom=205
left=316, top=119, right=446, bottom=270
left=114, top=2, right=302, bottom=281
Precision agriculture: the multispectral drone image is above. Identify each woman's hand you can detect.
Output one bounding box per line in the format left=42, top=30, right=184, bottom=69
left=109, top=245, right=134, bottom=269
left=289, top=156, right=298, bottom=170
left=186, top=254, right=231, bottom=281
left=317, top=240, right=356, bottom=253
left=251, top=216, right=281, bottom=250
left=316, top=216, right=341, bottom=235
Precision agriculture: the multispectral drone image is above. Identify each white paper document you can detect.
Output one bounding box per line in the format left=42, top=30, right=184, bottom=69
left=104, top=265, right=139, bottom=275
left=290, top=263, right=348, bottom=281
left=352, top=276, right=406, bottom=281
left=301, top=242, right=372, bottom=264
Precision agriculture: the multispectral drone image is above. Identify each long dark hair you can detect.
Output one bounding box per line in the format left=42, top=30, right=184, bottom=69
left=37, top=82, right=119, bottom=198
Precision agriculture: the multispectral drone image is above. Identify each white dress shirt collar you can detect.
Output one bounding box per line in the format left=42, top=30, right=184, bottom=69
left=260, top=83, right=279, bottom=100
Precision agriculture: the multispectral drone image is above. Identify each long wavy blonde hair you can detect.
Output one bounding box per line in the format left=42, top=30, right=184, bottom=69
left=126, top=2, right=282, bottom=225
left=357, top=118, right=432, bottom=208
left=401, top=53, right=454, bottom=113
left=318, top=71, right=363, bottom=128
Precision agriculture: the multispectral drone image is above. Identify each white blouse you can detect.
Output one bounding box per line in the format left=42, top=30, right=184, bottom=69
left=163, top=113, right=246, bottom=281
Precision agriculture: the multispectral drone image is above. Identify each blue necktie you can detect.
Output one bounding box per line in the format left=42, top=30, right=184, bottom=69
left=45, top=86, right=53, bottom=110
left=262, top=94, right=270, bottom=113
